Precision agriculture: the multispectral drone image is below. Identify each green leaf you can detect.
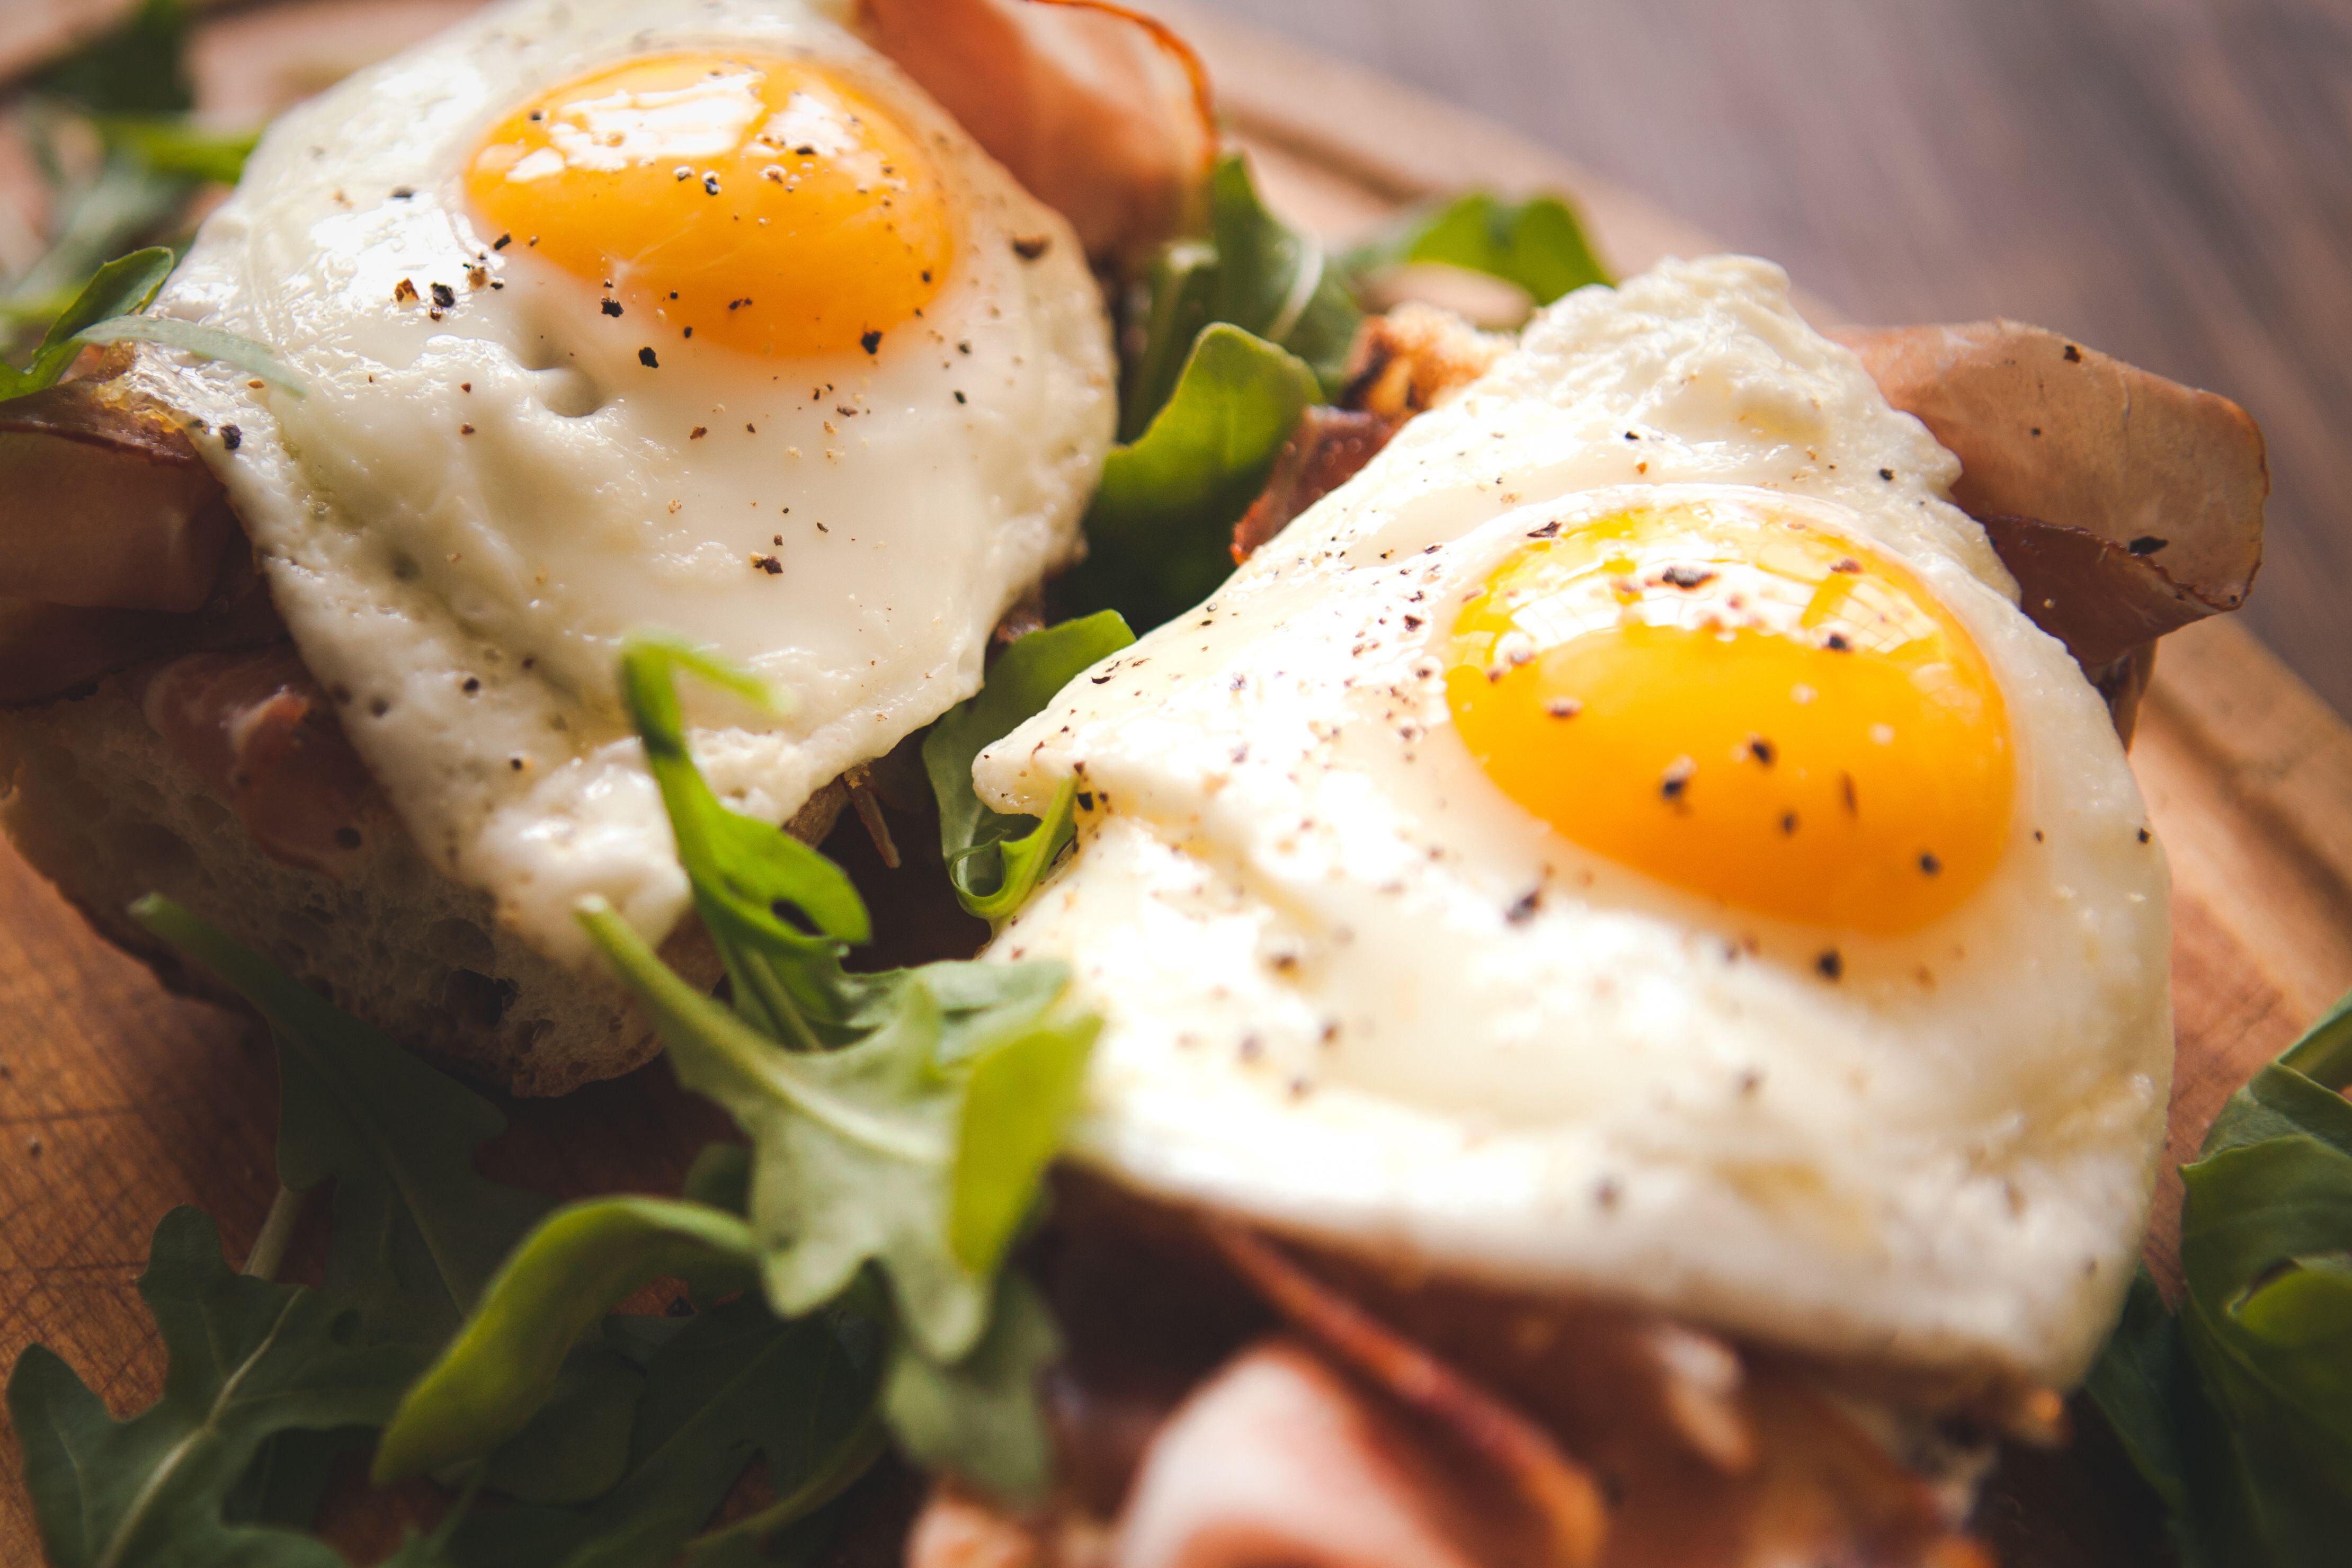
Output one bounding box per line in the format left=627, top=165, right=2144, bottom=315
left=922, top=611, right=1134, bottom=919
left=446, top=1297, right=885, bottom=1568
left=0, top=245, right=172, bottom=397
left=2086, top=1271, right=2200, bottom=1529
left=882, top=1271, right=1059, bottom=1505
left=482, top=1343, right=647, bottom=1507
left=0, top=158, right=192, bottom=333
left=221, top=1428, right=365, bottom=1531
left=618, top=637, right=870, bottom=1047
left=1121, top=153, right=1361, bottom=436
left=2087, top=987, right=2352, bottom=1565
left=1069, top=323, right=1320, bottom=630
left=2202, top=989, right=2352, bottom=1162
left=1339, top=190, right=1611, bottom=307
left=73, top=314, right=306, bottom=395
left=582, top=904, right=1087, bottom=1362
left=131, top=895, right=551, bottom=1349
left=6, top=1208, right=417, bottom=1568
left=94, top=114, right=259, bottom=184
left=375, top=1197, right=760, bottom=1483
left=949, top=1012, right=1096, bottom=1277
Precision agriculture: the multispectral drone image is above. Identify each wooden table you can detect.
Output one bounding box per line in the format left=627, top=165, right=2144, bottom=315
left=3, top=2, right=2350, bottom=1562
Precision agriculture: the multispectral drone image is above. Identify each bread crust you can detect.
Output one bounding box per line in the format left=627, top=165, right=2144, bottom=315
left=0, top=669, right=844, bottom=1095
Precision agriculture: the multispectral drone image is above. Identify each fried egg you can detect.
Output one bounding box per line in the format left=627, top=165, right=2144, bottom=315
left=124, top=0, right=1115, bottom=959
left=977, top=257, right=2170, bottom=1389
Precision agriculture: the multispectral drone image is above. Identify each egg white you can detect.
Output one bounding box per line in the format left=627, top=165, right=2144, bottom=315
left=978, top=257, right=2170, bottom=1391
left=126, top=0, right=1116, bottom=961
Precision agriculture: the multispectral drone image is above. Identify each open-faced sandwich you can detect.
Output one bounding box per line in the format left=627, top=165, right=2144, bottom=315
left=0, top=0, right=1209, bottom=1093
left=2, top=3, right=2314, bottom=1567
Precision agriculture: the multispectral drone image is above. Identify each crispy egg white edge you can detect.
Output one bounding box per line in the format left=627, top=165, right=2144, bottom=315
left=975, top=256, right=2172, bottom=1389
left=123, top=0, right=1115, bottom=965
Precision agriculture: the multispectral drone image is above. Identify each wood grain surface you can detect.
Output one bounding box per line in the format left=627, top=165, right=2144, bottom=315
left=2, top=3, right=2349, bottom=1563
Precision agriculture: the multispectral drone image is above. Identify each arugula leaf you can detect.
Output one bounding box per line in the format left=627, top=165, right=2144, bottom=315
left=4, top=0, right=239, bottom=336
left=1338, top=190, right=1611, bottom=307
left=131, top=895, right=552, bottom=1349
left=882, top=1271, right=1060, bottom=1505
left=2088, top=990, right=2352, bottom=1565
left=481, top=1343, right=646, bottom=1507
left=1121, top=153, right=1361, bottom=436
left=92, top=115, right=260, bottom=185
left=1065, top=323, right=1321, bottom=631
left=376, top=1197, right=760, bottom=1482
left=6, top=1208, right=417, bottom=1568
left=444, top=1298, right=884, bottom=1568
left=582, top=902, right=1093, bottom=1360
left=72, top=314, right=307, bottom=394
left=0, top=245, right=172, bottom=396
left=0, top=157, right=190, bottom=332
left=923, top=611, right=1134, bottom=919
left=618, top=638, right=869, bottom=1048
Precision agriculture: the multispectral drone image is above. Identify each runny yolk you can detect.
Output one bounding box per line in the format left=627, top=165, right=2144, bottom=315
left=1446, top=499, right=2013, bottom=933
left=465, top=52, right=952, bottom=358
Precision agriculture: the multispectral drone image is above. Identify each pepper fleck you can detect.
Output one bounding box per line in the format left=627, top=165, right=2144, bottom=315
left=1505, top=889, right=1542, bottom=923
left=601, top=298, right=623, bottom=317
left=751, top=554, right=782, bottom=575
left=1661, top=564, right=1715, bottom=589
left=2063, top=343, right=2083, bottom=362
left=390, top=185, right=415, bottom=199
left=219, top=424, right=242, bottom=451
left=2137, top=827, right=2152, bottom=844
left=1816, top=949, right=1844, bottom=981
left=1919, top=851, right=1941, bottom=875
left=429, top=282, right=456, bottom=309
left=1781, top=811, right=1799, bottom=834
left=493, top=233, right=512, bottom=250
left=1660, top=756, right=1696, bottom=803
left=1545, top=697, right=1582, bottom=719
left=860, top=329, right=882, bottom=354
left=639, top=348, right=660, bottom=368
left=1823, top=631, right=1852, bottom=652
left=1878, top=468, right=1894, bottom=481
left=1744, top=735, right=1775, bottom=765
left=2128, top=536, right=2168, bottom=556
left=1832, top=557, right=1862, bottom=574
left=690, top=426, right=708, bottom=439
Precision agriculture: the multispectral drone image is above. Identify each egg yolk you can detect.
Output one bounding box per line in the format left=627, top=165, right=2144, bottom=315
left=1446, top=500, right=2013, bottom=933
left=466, top=52, right=952, bottom=357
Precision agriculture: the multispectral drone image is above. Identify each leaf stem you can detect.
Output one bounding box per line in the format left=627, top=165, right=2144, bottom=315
left=241, top=1183, right=304, bottom=1282
left=581, top=902, right=946, bottom=1165
left=92, top=1291, right=304, bottom=1568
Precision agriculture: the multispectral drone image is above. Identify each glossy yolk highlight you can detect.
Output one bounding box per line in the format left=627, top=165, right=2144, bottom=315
left=466, top=52, right=952, bottom=357
left=1446, top=501, right=2013, bottom=933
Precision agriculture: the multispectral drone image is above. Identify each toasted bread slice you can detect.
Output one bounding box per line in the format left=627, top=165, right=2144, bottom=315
left=0, top=670, right=843, bottom=1095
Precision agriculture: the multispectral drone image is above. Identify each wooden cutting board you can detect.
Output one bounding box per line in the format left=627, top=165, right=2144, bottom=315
left=3, top=2, right=2349, bottom=1561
